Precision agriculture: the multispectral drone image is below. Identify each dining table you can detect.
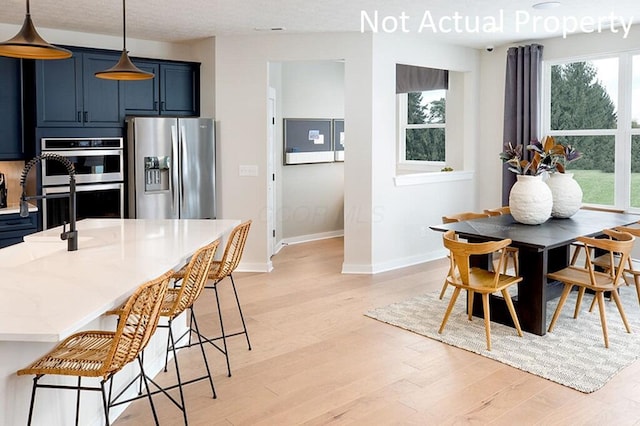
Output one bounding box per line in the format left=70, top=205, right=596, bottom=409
left=430, top=209, right=640, bottom=336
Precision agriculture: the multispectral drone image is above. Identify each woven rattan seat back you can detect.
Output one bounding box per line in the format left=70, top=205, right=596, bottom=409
left=210, top=220, right=252, bottom=281
left=17, top=270, right=170, bottom=380
left=165, top=239, right=220, bottom=319
left=107, top=271, right=171, bottom=375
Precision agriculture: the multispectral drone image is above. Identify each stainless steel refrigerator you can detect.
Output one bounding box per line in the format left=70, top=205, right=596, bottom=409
left=127, top=117, right=216, bottom=219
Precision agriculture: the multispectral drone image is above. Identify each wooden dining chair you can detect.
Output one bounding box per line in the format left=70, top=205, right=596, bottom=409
left=483, top=206, right=520, bottom=276
left=587, top=223, right=640, bottom=307
left=438, top=230, right=524, bottom=351
left=17, top=271, right=171, bottom=426
left=547, top=229, right=635, bottom=348
left=438, top=212, right=490, bottom=300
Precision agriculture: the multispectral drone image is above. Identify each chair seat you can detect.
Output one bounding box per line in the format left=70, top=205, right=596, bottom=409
left=18, top=331, right=116, bottom=378
left=593, top=253, right=640, bottom=276
left=548, top=266, right=622, bottom=292
left=449, top=268, right=521, bottom=293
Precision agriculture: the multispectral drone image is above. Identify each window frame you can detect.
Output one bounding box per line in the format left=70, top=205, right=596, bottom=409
left=397, top=90, right=447, bottom=171
left=542, top=51, right=640, bottom=213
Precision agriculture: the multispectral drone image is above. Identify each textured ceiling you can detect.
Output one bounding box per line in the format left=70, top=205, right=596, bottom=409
left=1, top=0, right=638, bottom=48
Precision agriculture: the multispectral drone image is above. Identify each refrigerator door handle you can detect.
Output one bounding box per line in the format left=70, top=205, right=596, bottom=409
left=171, top=124, right=179, bottom=217
left=180, top=124, right=187, bottom=214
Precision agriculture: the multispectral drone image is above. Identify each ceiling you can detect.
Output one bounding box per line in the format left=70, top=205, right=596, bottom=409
left=1, top=0, right=638, bottom=48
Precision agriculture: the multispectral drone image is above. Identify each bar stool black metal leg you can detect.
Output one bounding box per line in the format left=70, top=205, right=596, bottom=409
left=230, top=274, right=252, bottom=350
left=190, top=309, right=217, bottom=398
left=137, top=356, right=160, bottom=426
left=26, top=376, right=40, bottom=426
left=168, top=321, right=189, bottom=425
left=213, top=283, right=232, bottom=377
left=100, top=380, right=110, bottom=426
left=75, top=376, right=81, bottom=426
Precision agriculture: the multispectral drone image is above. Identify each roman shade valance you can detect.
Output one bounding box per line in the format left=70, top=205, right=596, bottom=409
left=396, top=64, right=449, bottom=94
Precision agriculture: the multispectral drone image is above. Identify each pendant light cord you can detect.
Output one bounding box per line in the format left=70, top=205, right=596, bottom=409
left=26, top=0, right=30, bottom=15
left=122, top=0, right=127, bottom=52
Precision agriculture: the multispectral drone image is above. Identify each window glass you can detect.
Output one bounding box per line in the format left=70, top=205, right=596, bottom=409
left=554, top=135, right=615, bottom=206
left=403, top=90, right=446, bottom=162
left=550, top=58, right=618, bottom=130
left=633, top=55, right=640, bottom=128
left=632, top=135, right=640, bottom=208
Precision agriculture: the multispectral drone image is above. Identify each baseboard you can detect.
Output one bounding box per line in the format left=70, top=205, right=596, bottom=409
left=237, top=260, right=273, bottom=273
left=342, top=249, right=446, bottom=274
left=282, top=230, right=344, bottom=246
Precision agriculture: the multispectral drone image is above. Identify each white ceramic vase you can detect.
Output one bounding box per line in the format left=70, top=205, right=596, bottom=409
left=546, top=172, right=583, bottom=218
left=509, top=174, right=553, bottom=225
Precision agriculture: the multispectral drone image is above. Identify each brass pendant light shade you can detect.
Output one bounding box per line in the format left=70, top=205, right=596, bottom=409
left=95, top=0, right=154, bottom=81
left=0, top=0, right=72, bottom=60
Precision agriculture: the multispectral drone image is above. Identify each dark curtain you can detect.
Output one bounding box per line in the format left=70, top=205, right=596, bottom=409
left=502, top=44, right=544, bottom=205
left=396, top=64, right=448, bottom=93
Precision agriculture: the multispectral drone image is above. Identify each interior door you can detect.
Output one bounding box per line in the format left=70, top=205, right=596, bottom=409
left=267, top=88, right=277, bottom=257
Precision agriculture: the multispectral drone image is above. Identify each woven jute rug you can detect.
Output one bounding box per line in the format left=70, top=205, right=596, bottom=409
left=365, top=285, right=640, bottom=393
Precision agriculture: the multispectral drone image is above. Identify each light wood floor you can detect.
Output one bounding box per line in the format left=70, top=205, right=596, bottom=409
left=115, top=237, right=640, bottom=425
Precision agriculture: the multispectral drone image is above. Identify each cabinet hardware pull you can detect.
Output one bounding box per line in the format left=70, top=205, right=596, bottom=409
left=77, top=111, right=82, bottom=122
left=84, top=111, right=88, bottom=122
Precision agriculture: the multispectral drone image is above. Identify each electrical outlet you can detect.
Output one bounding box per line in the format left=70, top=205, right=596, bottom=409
left=239, top=165, right=258, bottom=176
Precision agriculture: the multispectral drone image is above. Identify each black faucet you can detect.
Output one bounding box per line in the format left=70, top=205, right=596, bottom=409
left=20, top=153, right=78, bottom=251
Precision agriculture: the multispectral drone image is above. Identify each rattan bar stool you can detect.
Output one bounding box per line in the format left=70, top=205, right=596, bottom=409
left=17, top=271, right=171, bottom=426
left=174, top=220, right=252, bottom=377
left=110, top=239, right=221, bottom=425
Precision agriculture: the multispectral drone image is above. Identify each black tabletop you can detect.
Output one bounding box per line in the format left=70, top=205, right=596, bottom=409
left=430, top=209, right=640, bottom=251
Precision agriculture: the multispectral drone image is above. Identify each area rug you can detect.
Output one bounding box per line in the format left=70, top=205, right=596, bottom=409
left=365, top=285, right=640, bottom=393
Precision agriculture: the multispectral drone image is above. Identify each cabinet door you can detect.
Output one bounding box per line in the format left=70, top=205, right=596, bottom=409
left=82, top=52, right=124, bottom=127
left=0, top=57, right=23, bottom=159
left=123, top=61, right=160, bottom=115
left=160, top=63, right=199, bottom=116
left=0, top=212, right=39, bottom=248
left=36, top=55, right=83, bottom=127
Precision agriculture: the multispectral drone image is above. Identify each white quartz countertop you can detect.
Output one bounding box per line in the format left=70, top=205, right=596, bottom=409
left=0, top=218, right=239, bottom=342
left=0, top=203, right=37, bottom=215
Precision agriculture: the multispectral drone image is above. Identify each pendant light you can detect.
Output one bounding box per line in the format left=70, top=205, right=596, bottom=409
left=95, top=0, right=154, bottom=80
left=0, top=0, right=72, bottom=59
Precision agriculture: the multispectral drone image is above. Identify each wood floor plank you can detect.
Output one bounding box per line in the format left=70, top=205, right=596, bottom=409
left=113, top=237, right=640, bottom=425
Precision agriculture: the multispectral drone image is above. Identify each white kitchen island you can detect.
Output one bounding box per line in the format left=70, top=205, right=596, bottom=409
left=0, top=218, right=239, bottom=426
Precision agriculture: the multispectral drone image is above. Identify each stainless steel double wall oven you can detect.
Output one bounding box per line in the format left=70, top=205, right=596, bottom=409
left=40, top=137, right=125, bottom=229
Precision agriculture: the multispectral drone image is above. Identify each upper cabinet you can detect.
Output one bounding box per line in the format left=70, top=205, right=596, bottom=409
left=124, top=60, right=199, bottom=117
left=0, top=57, right=23, bottom=160
left=35, top=50, right=124, bottom=127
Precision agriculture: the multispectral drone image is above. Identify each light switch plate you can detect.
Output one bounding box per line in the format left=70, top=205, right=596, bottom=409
left=239, top=165, right=258, bottom=176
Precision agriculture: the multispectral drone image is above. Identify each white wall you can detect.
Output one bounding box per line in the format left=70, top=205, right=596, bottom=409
left=280, top=61, right=345, bottom=240
left=215, top=32, right=483, bottom=273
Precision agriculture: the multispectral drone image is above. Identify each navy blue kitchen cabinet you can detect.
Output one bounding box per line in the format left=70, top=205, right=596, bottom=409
left=35, top=50, right=124, bottom=127
left=0, top=57, right=23, bottom=160
left=0, top=212, right=39, bottom=248
left=124, top=60, right=199, bottom=117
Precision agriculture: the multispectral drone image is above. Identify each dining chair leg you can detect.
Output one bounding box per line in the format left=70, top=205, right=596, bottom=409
left=574, top=287, right=586, bottom=318
left=482, top=293, right=491, bottom=351
left=438, top=278, right=449, bottom=300
left=99, top=380, right=110, bottom=426
left=610, top=290, right=632, bottom=333
left=438, top=287, right=461, bottom=334
left=501, top=289, right=522, bottom=337
left=548, top=284, right=573, bottom=332
left=467, top=290, right=474, bottom=321
left=595, top=292, right=610, bottom=348
left=168, top=323, right=188, bottom=425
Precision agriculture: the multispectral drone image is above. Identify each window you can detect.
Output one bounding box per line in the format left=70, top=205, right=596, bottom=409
left=398, top=90, right=446, bottom=163
left=543, top=53, right=640, bottom=211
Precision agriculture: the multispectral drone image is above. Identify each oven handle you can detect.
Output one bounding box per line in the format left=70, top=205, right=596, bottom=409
left=43, top=182, right=124, bottom=194
left=40, top=149, right=123, bottom=157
